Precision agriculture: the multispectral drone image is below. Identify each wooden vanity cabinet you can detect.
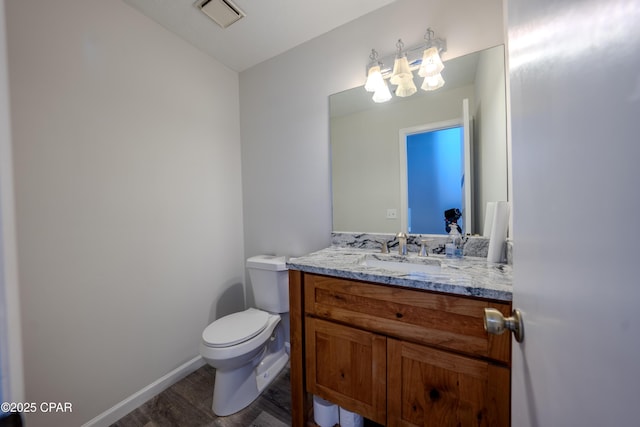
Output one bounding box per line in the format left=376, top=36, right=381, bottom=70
left=289, top=270, right=512, bottom=427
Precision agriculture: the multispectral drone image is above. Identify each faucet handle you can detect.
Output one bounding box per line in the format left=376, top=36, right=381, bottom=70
left=419, top=239, right=431, bottom=257
left=395, top=232, right=408, bottom=255
left=380, top=240, right=389, bottom=253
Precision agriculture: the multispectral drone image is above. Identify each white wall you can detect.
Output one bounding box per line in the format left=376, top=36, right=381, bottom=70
left=6, top=1, right=244, bottom=425
left=240, top=0, right=505, bottom=260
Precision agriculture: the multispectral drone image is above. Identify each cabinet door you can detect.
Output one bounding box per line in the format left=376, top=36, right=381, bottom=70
left=388, top=338, right=510, bottom=427
left=305, top=317, right=387, bottom=424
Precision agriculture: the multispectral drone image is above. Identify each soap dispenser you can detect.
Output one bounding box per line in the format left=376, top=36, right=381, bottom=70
left=446, top=224, right=463, bottom=258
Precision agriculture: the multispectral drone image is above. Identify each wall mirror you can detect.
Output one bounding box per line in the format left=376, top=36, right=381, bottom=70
left=330, top=44, right=508, bottom=235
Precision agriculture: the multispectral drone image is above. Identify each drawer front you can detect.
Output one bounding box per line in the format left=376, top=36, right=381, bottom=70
left=304, top=273, right=511, bottom=364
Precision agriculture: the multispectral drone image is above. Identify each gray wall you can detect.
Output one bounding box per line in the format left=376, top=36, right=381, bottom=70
left=2, top=0, right=506, bottom=424
left=0, top=0, right=25, bottom=405
left=240, top=0, right=505, bottom=263
left=6, top=0, right=245, bottom=425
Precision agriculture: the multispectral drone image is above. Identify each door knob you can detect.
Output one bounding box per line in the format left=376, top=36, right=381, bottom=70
left=484, top=308, right=524, bottom=342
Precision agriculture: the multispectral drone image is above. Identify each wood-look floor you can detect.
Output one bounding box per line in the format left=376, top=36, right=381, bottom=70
left=111, top=364, right=291, bottom=427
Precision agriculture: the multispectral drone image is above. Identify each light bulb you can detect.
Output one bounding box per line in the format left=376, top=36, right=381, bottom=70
left=364, top=65, right=385, bottom=93
left=390, top=54, right=413, bottom=85
left=395, top=79, right=417, bottom=97
left=418, top=47, right=444, bottom=78
left=372, top=81, right=392, bottom=103
left=421, top=73, right=445, bottom=91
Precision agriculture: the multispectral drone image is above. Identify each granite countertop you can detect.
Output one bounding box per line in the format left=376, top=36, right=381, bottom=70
left=286, top=247, right=512, bottom=301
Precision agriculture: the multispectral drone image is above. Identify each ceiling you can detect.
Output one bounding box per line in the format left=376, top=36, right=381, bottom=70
left=123, top=0, right=396, bottom=72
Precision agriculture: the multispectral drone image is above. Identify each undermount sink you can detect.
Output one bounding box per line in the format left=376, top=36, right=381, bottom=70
left=359, top=254, right=441, bottom=275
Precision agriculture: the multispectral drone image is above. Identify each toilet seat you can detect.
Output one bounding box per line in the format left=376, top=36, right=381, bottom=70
left=202, top=308, right=269, bottom=348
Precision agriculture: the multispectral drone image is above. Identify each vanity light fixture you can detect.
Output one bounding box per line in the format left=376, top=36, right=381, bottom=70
left=418, top=28, right=446, bottom=91
left=364, top=49, right=392, bottom=103
left=364, top=27, right=447, bottom=102
left=390, top=40, right=417, bottom=97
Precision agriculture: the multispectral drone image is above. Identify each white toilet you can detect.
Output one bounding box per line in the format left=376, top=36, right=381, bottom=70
left=199, top=255, right=290, bottom=416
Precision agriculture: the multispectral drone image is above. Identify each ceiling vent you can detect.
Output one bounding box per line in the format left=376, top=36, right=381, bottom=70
left=197, top=0, right=245, bottom=29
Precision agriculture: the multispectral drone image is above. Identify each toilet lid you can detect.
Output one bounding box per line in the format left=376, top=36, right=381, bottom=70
left=202, top=309, right=270, bottom=348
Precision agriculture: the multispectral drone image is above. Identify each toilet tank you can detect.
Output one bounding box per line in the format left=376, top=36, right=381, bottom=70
left=246, top=255, right=289, bottom=313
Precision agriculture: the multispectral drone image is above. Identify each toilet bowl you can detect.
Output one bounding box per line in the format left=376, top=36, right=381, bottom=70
left=200, top=255, right=289, bottom=416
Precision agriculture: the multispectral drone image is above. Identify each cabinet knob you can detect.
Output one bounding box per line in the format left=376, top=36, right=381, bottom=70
left=484, top=308, right=524, bottom=342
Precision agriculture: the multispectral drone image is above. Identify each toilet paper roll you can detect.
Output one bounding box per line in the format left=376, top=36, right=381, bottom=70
left=313, top=395, right=339, bottom=427
left=483, top=201, right=497, bottom=237
left=339, top=406, right=364, bottom=427
left=487, top=201, right=510, bottom=263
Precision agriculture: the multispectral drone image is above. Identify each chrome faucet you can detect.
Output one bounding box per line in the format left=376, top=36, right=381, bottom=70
left=396, top=232, right=408, bottom=255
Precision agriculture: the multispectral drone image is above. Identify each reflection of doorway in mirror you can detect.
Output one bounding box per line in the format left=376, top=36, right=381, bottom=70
left=400, top=99, right=472, bottom=235
left=406, top=127, right=463, bottom=234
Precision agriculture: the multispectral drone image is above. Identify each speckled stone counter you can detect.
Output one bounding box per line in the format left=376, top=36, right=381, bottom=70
left=331, top=231, right=513, bottom=264
left=287, top=246, right=512, bottom=302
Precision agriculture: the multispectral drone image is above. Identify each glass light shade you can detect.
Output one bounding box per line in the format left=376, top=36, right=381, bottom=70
left=418, top=47, right=444, bottom=78
left=390, top=54, right=413, bottom=85
left=372, top=81, right=392, bottom=103
left=395, top=79, right=417, bottom=97
left=421, top=73, right=445, bottom=91
left=364, top=65, right=385, bottom=93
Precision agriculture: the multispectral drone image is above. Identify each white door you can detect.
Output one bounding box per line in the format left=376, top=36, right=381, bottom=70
left=508, top=0, right=640, bottom=426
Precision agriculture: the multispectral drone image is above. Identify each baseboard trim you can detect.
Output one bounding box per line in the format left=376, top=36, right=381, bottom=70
left=81, top=355, right=206, bottom=427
